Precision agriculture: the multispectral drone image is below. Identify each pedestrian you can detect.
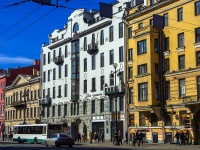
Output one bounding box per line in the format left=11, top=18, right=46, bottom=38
left=89, top=131, right=93, bottom=144
left=97, top=132, right=100, bottom=143
left=94, top=132, right=98, bottom=142
left=4, top=133, right=7, bottom=141
left=100, top=131, right=104, bottom=143
left=82, top=132, right=85, bottom=143
left=77, top=132, right=81, bottom=143
left=180, top=131, right=185, bottom=145
left=125, top=130, right=128, bottom=144
left=139, top=132, right=143, bottom=145
left=2, top=132, right=5, bottom=141
left=136, top=131, right=140, bottom=146
left=118, top=130, right=123, bottom=145
left=132, top=132, right=136, bottom=146
left=174, top=131, right=180, bottom=145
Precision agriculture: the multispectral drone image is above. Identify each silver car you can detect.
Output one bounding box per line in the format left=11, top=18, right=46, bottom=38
left=45, top=133, right=75, bottom=147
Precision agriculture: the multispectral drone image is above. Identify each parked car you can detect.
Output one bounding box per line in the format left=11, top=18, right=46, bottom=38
left=45, top=133, right=75, bottom=147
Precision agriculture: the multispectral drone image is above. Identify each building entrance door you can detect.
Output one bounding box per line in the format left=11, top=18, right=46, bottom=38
left=152, top=132, right=158, bottom=143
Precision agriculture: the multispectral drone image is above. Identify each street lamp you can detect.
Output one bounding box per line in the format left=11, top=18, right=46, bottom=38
left=110, top=63, right=122, bottom=145
left=22, top=90, right=28, bottom=125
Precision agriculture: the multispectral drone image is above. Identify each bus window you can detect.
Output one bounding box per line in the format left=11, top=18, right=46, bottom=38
left=13, top=127, right=17, bottom=134
left=43, top=126, right=47, bottom=134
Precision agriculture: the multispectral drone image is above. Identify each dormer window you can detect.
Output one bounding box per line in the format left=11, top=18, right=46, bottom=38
left=73, top=23, right=79, bottom=33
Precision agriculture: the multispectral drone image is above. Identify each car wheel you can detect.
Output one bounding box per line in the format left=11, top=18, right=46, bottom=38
left=69, top=145, right=73, bottom=147
left=55, top=141, right=60, bottom=147
left=45, top=141, right=48, bottom=147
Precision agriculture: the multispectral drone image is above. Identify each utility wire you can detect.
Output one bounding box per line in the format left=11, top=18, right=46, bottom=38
left=0, top=5, right=42, bottom=38
left=0, top=2, right=67, bottom=46
left=0, top=0, right=30, bottom=10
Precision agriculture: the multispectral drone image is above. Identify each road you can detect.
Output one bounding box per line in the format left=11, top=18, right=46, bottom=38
left=1, top=141, right=200, bottom=150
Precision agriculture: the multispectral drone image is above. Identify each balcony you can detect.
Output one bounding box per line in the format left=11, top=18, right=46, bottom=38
left=71, top=94, right=79, bottom=102
left=54, top=56, right=64, bottom=65
left=39, top=98, right=51, bottom=106
left=87, top=43, right=98, bottom=55
left=104, top=86, right=119, bottom=95
left=176, top=46, right=185, bottom=53
left=11, top=101, right=25, bottom=108
left=163, top=50, right=170, bottom=56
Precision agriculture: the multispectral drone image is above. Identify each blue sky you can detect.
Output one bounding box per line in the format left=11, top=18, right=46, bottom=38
left=0, top=0, right=112, bottom=69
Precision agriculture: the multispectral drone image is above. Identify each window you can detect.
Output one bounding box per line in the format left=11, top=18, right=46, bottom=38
left=138, top=82, right=148, bottom=101
left=129, top=87, right=133, bottom=104
left=100, top=53, right=104, bottom=67
left=119, top=97, right=124, bottom=111
left=92, top=55, right=96, bottom=70
left=48, top=70, right=50, bottom=81
left=92, top=78, right=96, bottom=91
left=128, top=48, right=133, bottom=61
left=43, top=54, right=46, bottom=65
left=65, top=64, right=68, bottom=77
left=64, top=104, right=67, bottom=116
left=83, top=101, right=87, bottom=114
left=155, top=82, right=160, bottom=100
left=48, top=52, right=50, bottom=64
left=58, top=85, right=61, bottom=98
left=178, top=33, right=184, bottom=47
left=58, top=105, right=61, bottom=116
left=178, top=55, right=185, bottom=69
left=155, top=64, right=159, bottom=73
left=165, top=81, right=170, bottom=100
left=84, top=80, right=87, bottom=93
left=84, top=58, right=87, bottom=72
left=150, top=19, right=153, bottom=26
left=128, top=67, right=133, bottom=79
left=84, top=37, right=87, bottom=51
left=53, top=50, right=56, bottom=60
left=77, top=102, right=79, bottom=115
left=43, top=71, right=46, bottom=83
left=43, top=89, right=45, bottom=98
left=164, top=58, right=170, bottom=72
left=109, top=50, right=114, bottom=65
left=52, top=105, right=55, bottom=117
left=119, top=46, right=123, bottom=62
left=65, top=45, right=68, bottom=57
left=109, top=26, right=114, bottom=42
left=100, top=99, right=104, bottom=113
left=59, top=47, right=62, bottom=56
left=150, top=0, right=154, bottom=5
left=73, top=23, right=79, bottom=33
left=139, top=113, right=145, bottom=126
left=110, top=98, right=114, bottom=112
left=58, top=66, right=62, bottom=78
left=195, top=1, right=200, bottom=16
left=177, top=8, right=183, bottom=21
left=119, top=22, right=123, bottom=38
left=154, top=39, right=158, bottom=52
left=47, top=88, right=50, bottom=97
left=110, top=77, right=114, bottom=86
left=138, top=23, right=143, bottom=29
left=53, top=68, right=56, bottom=80
left=179, top=111, right=187, bottom=125
left=64, top=84, right=67, bottom=97
left=195, top=27, right=200, bottom=43
left=53, top=87, right=55, bottom=99
left=100, top=76, right=104, bottom=90
left=151, top=113, right=158, bottom=126
left=164, top=13, right=168, bottom=26
left=71, top=103, right=73, bottom=115
left=137, top=40, right=147, bottom=54
left=92, top=100, right=95, bottom=114
left=196, top=51, right=200, bottom=66
left=179, top=79, right=186, bottom=98
left=138, top=64, right=147, bottom=75
left=118, top=6, right=122, bottom=11
left=128, top=27, right=132, bottom=39
left=164, top=37, right=169, bottom=51
left=92, top=34, right=95, bottom=45
left=129, top=114, right=135, bottom=127
left=100, top=30, right=104, bottom=45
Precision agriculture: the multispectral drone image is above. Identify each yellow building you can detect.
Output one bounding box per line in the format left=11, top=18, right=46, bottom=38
left=125, top=0, right=200, bottom=144
left=4, top=73, right=41, bottom=134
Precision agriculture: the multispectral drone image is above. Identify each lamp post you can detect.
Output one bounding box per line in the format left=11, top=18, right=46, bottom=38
left=22, top=90, right=28, bottom=125
left=110, top=63, right=122, bottom=145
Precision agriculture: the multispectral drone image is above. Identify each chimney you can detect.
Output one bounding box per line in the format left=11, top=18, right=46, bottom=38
left=33, top=59, right=40, bottom=65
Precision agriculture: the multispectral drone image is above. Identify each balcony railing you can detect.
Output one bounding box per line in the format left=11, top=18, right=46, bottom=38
left=104, top=86, right=119, bottom=95
left=87, top=43, right=98, bottom=55
left=11, top=101, right=25, bottom=108
left=53, top=56, right=64, bottom=65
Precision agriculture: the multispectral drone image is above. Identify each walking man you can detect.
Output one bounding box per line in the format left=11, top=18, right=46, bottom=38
left=174, top=131, right=180, bottom=145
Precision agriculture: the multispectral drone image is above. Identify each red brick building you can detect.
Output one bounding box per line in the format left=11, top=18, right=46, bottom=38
left=0, top=60, right=40, bottom=138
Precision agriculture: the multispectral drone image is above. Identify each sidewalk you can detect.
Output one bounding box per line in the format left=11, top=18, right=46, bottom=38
left=78, top=141, right=200, bottom=150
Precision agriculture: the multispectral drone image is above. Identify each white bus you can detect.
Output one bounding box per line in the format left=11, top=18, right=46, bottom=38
left=13, top=124, right=64, bottom=143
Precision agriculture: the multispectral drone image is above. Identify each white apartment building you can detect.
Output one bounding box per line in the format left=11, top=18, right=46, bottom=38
left=40, top=0, right=129, bottom=140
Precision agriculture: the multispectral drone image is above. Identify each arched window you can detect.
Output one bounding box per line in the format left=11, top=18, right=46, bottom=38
left=73, top=23, right=79, bottom=33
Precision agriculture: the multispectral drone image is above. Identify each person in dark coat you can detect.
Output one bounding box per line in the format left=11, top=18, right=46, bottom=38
left=100, top=131, right=104, bottom=143
left=125, top=130, right=128, bottom=144
left=77, top=132, right=81, bottom=143
left=174, top=131, right=180, bottom=145
left=180, top=131, right=185, bottom=145
left=118, top=130, right=123, bottom=145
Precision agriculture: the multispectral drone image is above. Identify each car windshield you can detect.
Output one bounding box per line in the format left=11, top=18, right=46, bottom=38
left=50, top=134, right=58, bottom=138
left=59, top=134, right=70, bottom=137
